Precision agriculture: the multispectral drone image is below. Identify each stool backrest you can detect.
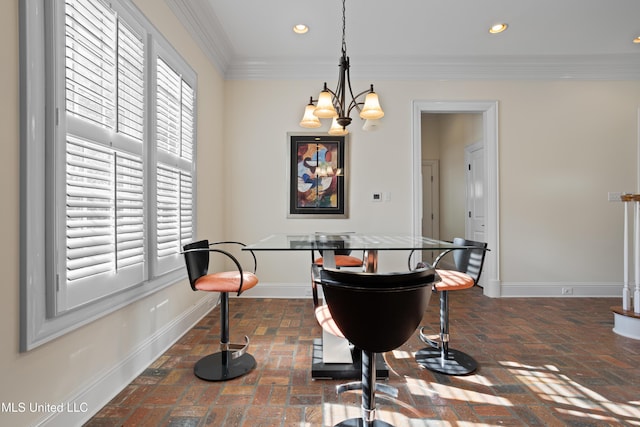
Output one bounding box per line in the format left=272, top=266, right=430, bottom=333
left=318, top=268, right=437, bottom=353
left=452, top=238, right=488, bottom=285
left=183, top=239, right=210, bottom=290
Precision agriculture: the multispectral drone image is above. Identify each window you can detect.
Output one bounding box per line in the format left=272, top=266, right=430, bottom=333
left=20, top=0, right=196, bottom=350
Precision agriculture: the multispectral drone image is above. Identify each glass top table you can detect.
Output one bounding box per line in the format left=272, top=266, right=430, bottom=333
left=244, top=232, right=465, bottom=251
left=243, top=233, right=466, bottom=379
left=244, top=232, right=467, bottom=272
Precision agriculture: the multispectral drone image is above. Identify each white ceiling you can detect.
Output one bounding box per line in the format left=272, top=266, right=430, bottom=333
left=166, top=0, right=640, bottom=80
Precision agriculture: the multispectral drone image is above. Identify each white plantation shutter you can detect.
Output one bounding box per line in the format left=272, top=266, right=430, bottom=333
left=156, top=166, right=193, bottom=259
left=180, top=172, right=194, bottom=244
left=156, top=164, right=180, bottom=259
left=64, top=139, right=145, bottom=308
left=156, top=58, right=182, bottom=156
left=65, top=0, right=116, bottom=129
left=117, top=21, right=145, bottom=140
left=116, top=153, right=145, bottom=268
left=155, top=57, right=195, bottom=272
left=20, top=0, right=198, bottom=348
left=181, top=81, right=194, bottom=162
left=58, top=0, right=153, bottom=311
left=65, top=138, right=116, bottom=283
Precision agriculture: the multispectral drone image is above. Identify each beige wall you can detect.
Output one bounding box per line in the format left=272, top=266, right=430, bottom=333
left=1, top=0, right=224, bottom=425
left=225, top=80, right=640, bottom=287
left=2, top=0, right=640, bottom=424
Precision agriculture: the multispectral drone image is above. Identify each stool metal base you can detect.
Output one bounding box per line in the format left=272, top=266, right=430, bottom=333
left=415, top=347, right=477, bottom=376
left=194, top=351, right=256, bottom=381
left=334, top=419, right=394, bottom=427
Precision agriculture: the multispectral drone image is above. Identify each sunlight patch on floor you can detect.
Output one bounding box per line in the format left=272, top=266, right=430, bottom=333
left=456, top=373, right=494, bottom=387
left=405, top=377, right=512, bottom=406
left=502, top=360, right=640, bottom=424
left=391, top=349, right=413, bottom=359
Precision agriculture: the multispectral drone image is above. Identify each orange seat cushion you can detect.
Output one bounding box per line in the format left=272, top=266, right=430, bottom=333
left=314, top=255, right=363, bottom=268
left=194, top=271, right=259, bottom=293
left=434, top=269, right=474, bottom=291
left=314, top=305, right=345, bottom=338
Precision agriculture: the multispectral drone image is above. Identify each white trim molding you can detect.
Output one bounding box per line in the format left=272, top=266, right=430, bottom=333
left=500, top=282, right=622, bottom=298
left=239, top=282, right=312, bottom=299
left=238, top=282, right=621, bottom=299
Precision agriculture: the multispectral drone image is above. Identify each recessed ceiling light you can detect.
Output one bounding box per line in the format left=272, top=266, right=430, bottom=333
left=293, top=24, right=309, bottom=34
left=489, top=23, right=508, bottom=34
left=634, top=36, right=640, bottom=44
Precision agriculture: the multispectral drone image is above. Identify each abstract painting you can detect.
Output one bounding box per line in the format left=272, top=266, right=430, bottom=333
left=288, top=134, right=347, bottom=218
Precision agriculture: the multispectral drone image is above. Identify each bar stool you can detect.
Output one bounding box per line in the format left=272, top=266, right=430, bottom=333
left=316, top=267, right=437, bottom=426
left=414, top=238, right=488, bottom=375
left=182, top=239, right=259, bottom=381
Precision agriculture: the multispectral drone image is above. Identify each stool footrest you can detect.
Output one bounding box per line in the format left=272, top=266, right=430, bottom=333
left=221, top=335, right=250, bottom=359
left=336, top=381, right=398, bottom=398
left=418, top=327, right=440, bottom=349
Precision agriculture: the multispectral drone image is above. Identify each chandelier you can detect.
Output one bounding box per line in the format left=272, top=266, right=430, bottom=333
left=299, top=0, right=384, bottom=135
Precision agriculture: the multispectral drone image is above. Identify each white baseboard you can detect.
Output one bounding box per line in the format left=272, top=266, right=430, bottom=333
left=242, top=281, right=624, bottom=299
left=238, top=282, right=311, bottom=299
left=499, top=282, right=622, bottom=298
left=36, top=294, right=218, bottom=427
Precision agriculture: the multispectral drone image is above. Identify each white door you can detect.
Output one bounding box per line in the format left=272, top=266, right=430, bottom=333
left=465, top=141, right=485, bottom=244
left=421, top=160, right=439, bottom=264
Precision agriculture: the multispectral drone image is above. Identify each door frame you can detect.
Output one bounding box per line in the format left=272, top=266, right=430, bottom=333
left=412, top=100, right=500, bottom=297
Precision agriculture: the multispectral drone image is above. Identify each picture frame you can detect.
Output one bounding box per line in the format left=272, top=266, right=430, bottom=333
left=287, top=133, right=348, bottom=218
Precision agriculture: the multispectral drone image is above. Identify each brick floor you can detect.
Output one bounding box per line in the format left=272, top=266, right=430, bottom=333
left=85, top=287, right=640, bottom=426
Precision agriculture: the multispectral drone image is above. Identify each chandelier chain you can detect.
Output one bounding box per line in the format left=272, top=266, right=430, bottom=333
left=341, top=0, right=347, bottom=55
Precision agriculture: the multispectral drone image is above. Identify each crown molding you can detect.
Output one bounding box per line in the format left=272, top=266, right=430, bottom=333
left=165, top=0, right=232, bottom=75
left=224, top=54, right=640, bottom=81
left=166, top=1, right=640, bottom=81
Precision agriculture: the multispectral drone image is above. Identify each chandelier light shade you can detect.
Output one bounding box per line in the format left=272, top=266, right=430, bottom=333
left=359, top=89, right=384, bottom=120
left=299, top=0, right=384, bottom=135
left=299, top=98, right=322, bottom=128
left=329, top=118, right=349, bottom=136
left=313, top=87, right=338, bottom=119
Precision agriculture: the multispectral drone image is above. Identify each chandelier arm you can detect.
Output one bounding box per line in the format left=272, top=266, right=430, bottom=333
left=344, top=62, right=359, bottom=115
left=346, top=87, right=374, bottom=116
left=323, top=86, right=338, bottom=99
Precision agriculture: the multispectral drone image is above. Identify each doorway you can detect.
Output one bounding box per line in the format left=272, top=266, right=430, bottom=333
left=411, top=101, right=500, bottom=297
left=465, top=140, right=485, bottom=243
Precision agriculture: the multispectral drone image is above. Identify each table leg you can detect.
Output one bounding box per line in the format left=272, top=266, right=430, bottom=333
left=322, top=249, right=336, bottom=269
left=312, top=248, right=388, bottom=379
left=311, top=339, right=388, bottom=380
left=363, top=249, right=378, bottom=273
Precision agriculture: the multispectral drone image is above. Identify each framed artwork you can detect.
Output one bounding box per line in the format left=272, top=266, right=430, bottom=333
left=287, top=133, right=348, bottom=218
